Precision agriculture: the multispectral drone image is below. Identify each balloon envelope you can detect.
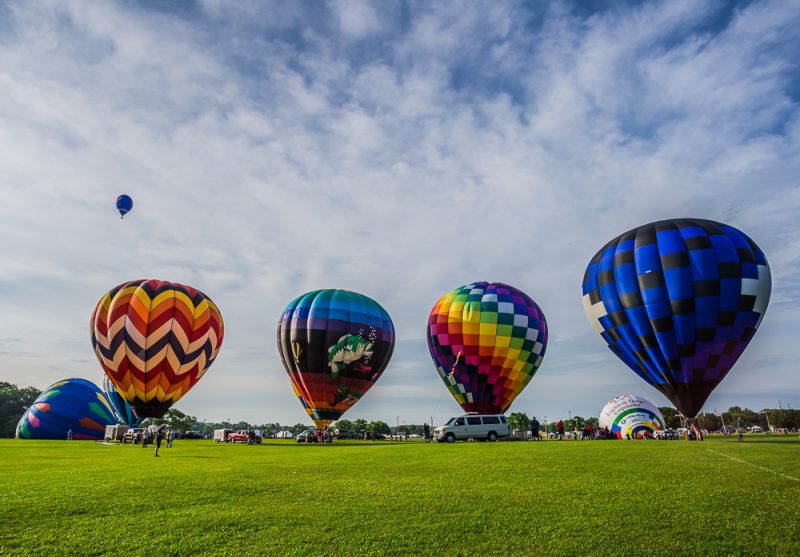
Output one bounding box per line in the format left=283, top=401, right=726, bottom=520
left=102, top=376, right=143, bottom=426
left=116, top=194, right=133, bottom=218
left=427, top=282, right=548, bottom=414
left=91, top=279, right=224, bottom=418
left=582, top=218, right=771, bottom=417
left=277, top=289, right=395, bottom=429
left=16, top=378, right=117, bottom=440
left=599, top=394, right=664, bottom=439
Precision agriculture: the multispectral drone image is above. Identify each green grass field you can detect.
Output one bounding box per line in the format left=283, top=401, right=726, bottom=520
left=1, top=436, right=798, bottom=556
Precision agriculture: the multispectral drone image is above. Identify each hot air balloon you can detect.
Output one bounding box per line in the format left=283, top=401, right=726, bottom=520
left=102, top=376, right=144, bottom=426
left=116, top=194, right=133, bottom=219
left=582, top=218, right=771, bottom=418
left=427, top=282, right=548, bottom=414
left=90, top=279, right=224, bottom=419
left=599, top=395, right=664, bottom=439
left=277, top=289, right=395, bottom=429
left=16, top=378, right=117, bottom=440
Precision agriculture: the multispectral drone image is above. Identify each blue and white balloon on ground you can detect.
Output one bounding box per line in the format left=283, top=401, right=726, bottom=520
left=599, top=395, right=664, bottom=439
left=16, top=378, right=118, bottom=440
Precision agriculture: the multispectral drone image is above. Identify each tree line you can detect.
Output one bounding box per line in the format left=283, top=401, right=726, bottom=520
left=2, top=381, right=797, bottom=438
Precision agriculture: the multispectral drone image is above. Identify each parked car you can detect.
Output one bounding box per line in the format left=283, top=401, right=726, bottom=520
left=296, top=430, right=318, bottom=443
left=227, top=430, right=262, bottom=444
left=182, top=431, right=204, bottom=439
left=333, top=429, right=357, bottom=440
left=434, top=414, right=511, bottom=443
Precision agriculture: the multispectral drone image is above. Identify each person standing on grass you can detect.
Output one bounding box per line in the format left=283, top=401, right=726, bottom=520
left=557, top=420, right=564, bottom=440
left=142, top=428, right=149, bottom=448
left=167, top=429, right=175, bottom=448
left=423, top=423, right=431, bottom=443
left=154, top=425, right=166, bottom=457
left=530, top=417, right=540, bottom=441
left=66, top=429, right=73, bottom=440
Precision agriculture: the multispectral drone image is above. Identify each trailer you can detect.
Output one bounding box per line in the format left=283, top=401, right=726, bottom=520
left=214, top=429, right=232, bottom=443
left=104, top=425, right=130, bottom=442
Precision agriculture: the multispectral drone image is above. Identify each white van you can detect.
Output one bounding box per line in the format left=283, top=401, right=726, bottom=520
left=434, top=414, right=511, bottom=443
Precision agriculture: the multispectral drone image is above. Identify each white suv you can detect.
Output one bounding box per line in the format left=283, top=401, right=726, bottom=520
left=434, top=414, right=511, bottom=443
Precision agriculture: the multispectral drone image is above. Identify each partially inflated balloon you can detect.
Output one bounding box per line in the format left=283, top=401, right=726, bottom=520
left=102, top=376, right=143, bottom=426
left=582, top=218, right=771, bottom=418
left=599, top=395, right=664, bottom=439
left=116, top=194, right=133, bottom=219
left=277, top=290, right=395, bottom=429
left=427, top=282, right=548, bottom=414
left=91, top=279, right=224, bottom=418
left=16, top=378, right=117, bottom=440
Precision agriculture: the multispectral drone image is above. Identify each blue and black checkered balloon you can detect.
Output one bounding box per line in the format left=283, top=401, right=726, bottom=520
left=582, top=219, right=771, bottom=417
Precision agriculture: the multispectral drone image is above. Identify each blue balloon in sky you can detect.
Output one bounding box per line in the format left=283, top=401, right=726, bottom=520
left=116, top=194, right=133, bottom=218
left=16, top=378, right=118, bottom=440
left=582, top=218, right=771, bottom=418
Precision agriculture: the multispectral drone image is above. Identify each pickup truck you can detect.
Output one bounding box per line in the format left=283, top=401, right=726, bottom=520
left=227, top=430, right=262, bottom=444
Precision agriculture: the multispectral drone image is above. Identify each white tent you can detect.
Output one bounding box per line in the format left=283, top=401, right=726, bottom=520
left=275, top=430, right=294, bottom=438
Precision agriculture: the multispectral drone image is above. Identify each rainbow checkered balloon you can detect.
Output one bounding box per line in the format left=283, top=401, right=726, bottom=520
left=427, top=282, right=548, bottom=414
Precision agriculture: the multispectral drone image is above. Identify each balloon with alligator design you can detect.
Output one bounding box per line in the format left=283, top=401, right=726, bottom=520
left=277, top=289, right=395, bottom=429
left=427, top=282, right=548, bottom=414
left=16, top=378, right=117, bottom=440
left=91, top=279, right=224, bottom=419
left=582, top=218, right=771, bottom=418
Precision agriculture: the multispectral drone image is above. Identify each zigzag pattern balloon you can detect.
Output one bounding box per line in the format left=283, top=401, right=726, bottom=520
left=90, top=279, right=224, bottom=418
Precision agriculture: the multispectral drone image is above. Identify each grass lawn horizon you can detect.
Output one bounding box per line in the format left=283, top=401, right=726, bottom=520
left=1, top=436, right=798, bottom=556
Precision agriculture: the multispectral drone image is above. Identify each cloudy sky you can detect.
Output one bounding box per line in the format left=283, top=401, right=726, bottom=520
left=1, top=0, right=798, bottom=426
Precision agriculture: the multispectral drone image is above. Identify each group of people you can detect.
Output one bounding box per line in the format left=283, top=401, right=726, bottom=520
left=529, top=418, right=614, bottom=440
left=314, top=430, right=332, bottom=443
left=123, top=425, right=176, bottom=456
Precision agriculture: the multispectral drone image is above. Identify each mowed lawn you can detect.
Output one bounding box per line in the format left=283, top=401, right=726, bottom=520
left=0, top=436, right=798, bottom=556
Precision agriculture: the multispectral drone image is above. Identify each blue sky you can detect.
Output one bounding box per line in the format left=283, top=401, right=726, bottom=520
left=1, top=0, right=798, bottom=425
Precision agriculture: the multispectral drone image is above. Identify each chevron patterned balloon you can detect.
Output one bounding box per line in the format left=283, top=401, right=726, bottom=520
left=90, top=279, right=224, bottom=418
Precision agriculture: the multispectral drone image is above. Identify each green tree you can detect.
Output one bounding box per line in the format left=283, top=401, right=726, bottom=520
left=352, top=419, right=368, bottom=434
left=367, top=420, right=390, bottom=435
left=696, top=412, right=721, bottom=431
left=659, top=407, right=682, bottom=429
left=584, top=417, right=599, bottom=428
left=0, top=382, right=41, bottom=438
left=333, top=419, right=354, bottom=432
left=151, top=408, right=198, bottom=432
left=507, top=412, right=530, bottom=432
